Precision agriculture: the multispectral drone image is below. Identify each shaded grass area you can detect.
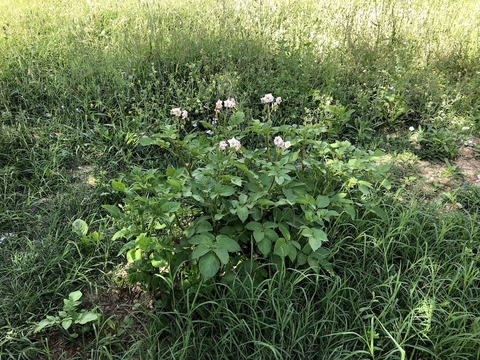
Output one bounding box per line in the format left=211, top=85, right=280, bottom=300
left=1, top=0, right=480, bottom=358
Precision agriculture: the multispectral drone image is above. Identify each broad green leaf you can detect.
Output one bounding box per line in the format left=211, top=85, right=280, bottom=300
left=77, top=312, right=100, bottom=325
left=161, top=202, right=181, bottom=213
left=288, top=243, right=297, bottom=262
left=273, top=238, right=289, bottom=258
left=315, top=195, right=330, bottom=208
left=34, top=317, right=57, bottom=333
left=219, top=186, right=236, bottom=197
left=72, top=219, right=88, bottom=236
left=303, top=228, right=328, bottom=252
left=111, top=180, right=126, bottom=192
left=112, top=228, right=130, bottom=241
left=198, top=251, right=220, bottom=279
left=69, top=291, right=82, bottom=302
left=62, top=319, right=73, bottom=330
left=188, top=234, right=213, bottom=245
left=231, top=176, right=243, bottom=186
left=263, top=222, right=277, bottom=229
left=213, top=247, right=230, bottom=265
left=253, top=229, right=264, bottom=243
left=216, top=235, right=241, bottom=252
left=195, top=221, right=213, bottom=234
left=127, top=248, right=142, bottom=262
left=256, top=199, right=275, bottom=206
left=136, top=234, right=151, bottom=249
left=192, top=245, right=211, bottom=259
left=237, top=206, right=249, bottom=223
left=138, top=137, right=153, bottom=146
left=264, top=229, right=279, bottom=242
left=167, top=178, right=182, bottom=190
left=245, top=221, right=263, bottom=231
left=257, top=238, right=272, bottom=256
left=278, top=223, right=290, bottom=241
left=102, top=205, right=121, bottom=218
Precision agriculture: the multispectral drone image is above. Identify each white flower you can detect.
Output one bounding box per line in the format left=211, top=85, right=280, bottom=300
left=171, top=108, right=182, bottom=117
left=215, top=100, right=223, bottom=113
left=284, top=141, right=291, bottom=149
left=219, top=141, right=228, bottom=150
left=409, top=126, right=415, bottom=131
left=274, top=97, right=282, bottom=106
left=224, top=98, right=236, bottom=108
left=192, top=120, right=198, bottom=128
left=274, top=136, right=284, bottom=147
left=181, top=110, right=188, bottom=119
left=228, top=137, right=241, bottom=150
left=261, top=93, right=274, bottom=104
left=462, top=126, right=470, bottom=131
left=205, top=130, right=214, bottom=135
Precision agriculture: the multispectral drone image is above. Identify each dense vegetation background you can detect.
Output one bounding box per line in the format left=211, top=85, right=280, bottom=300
left=1, top=0, right=480, bottom=358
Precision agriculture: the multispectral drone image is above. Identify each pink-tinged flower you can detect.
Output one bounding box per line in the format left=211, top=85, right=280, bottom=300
left=171, top=108, right=182, bottom=117
left=224, top=98, right=236, bottom=108
left=274, top=97, right=282, bottom=105
left=274, top=136, right=284, bottom=147
left=261, top=93, right=274, bottom=104
left=215, top=99, right=223, bottom=113
left=219, top=141, right=228, bottom=150
left=181, top=110, right=188, bottom=119
left=284, top=141, right=291, bottom=149
left=228, top=137, right=241, bottom=150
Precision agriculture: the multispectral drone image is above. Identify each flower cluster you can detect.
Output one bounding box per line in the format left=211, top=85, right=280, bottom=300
left=171, top=107, right=188, bottom=119
left=273, top=136, right=291, bottom=149
left=261, top=93, right=282, bottom=107
left=219, top=137, right=241, bottom=151
left=214, top=98, right=236, bottom=115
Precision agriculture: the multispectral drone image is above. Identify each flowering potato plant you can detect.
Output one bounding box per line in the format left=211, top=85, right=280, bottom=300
left=104, top=94, right=390, bottom=291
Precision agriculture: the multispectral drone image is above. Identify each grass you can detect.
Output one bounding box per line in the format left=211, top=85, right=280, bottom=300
left=1, top=0, right=480, bottom=358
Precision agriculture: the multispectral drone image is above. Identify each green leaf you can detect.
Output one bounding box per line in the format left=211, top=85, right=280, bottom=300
left=253, top=229, right=264, bottom=243
left=273, top=238, right=289, bottom=258
left=138, top=137, right=153, bottom=146
left=216, top=235, right=241, bottom=252
left=72, top=219, right=88, bottom=237
left=219, top=186, right=236, bottom=197
left=69, top=291, right=82, bottom=302
left=278, top=223, right=290, bottom=241
left=263, top=222, right=277, bottom=229
left=62, top=319, right=73, bottom=330
left=237, top=206, right=249, bottom=223
left=76, top=312, right=100, bottom=325
left=102, top=205, right=121, bottom=218
left=34, top=317, right=57, bottom=333
left=302, top=228, right=328, bottom=252
left=245, top=221, right=263, bottom=231
left=198, top=251, right=220, bottom=279
left=257, top=238, right=272, bottom=256
left=195, top=221, right=213, bottom=234
left=287, top=243, right=297, bottom=262
left=160, top=202, right=180, bottom=213
left=315, top=195, right=330, bottom=208
left=167, top=178, right=182, bottom=190
left=111, top=180, right=126, bottom=192
left=213, top=248, right=230, bottom=265
left=231, top=176, right=243, bottom=186
left=188, top=234, right=214, bottom=246
left=264, top=229, right=279, bottom=242
left=192, top=245, right=212, bottom=259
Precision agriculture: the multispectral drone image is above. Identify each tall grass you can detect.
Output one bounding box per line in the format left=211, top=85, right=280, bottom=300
left=1, top=0, right=480, bottom=358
